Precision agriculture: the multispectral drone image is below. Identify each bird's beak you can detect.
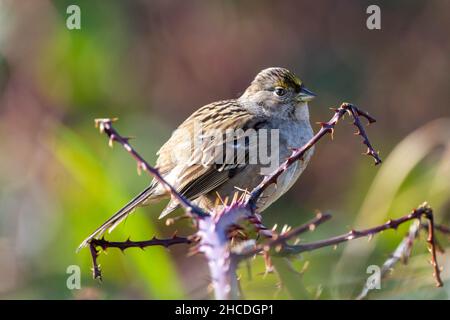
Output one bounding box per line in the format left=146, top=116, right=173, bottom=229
left=297, top=86, right=316, bottom=102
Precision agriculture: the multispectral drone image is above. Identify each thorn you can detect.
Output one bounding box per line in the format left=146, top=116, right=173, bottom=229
left=187, top=246, right=200, bottom=257
left=300, top=261, right=310, bottom=274
left=232, top=191, right=239, bottom=204
left=108, top=135, right=115, bottom=147
left=214, top=197, right=220, bottom=208
left=137, top=162, right=142, bottom=175
left=367, top=117, right=376, bottom=124
left=238, top=190, right=248, bottom=202
left=317, top=121, right=328, bottom=128
left=215, top=192, right=225, bottom=206
left=347, top=230, right=356, bottom=240
left=123, top=136, right=135, bottom=143
left=387, top=219, right=398, bottom=230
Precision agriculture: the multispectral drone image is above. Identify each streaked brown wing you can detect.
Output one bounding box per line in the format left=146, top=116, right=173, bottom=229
left=155, top=99, right=268, bottom=216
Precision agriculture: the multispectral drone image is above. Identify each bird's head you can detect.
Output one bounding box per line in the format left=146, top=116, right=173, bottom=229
left=240, top=67, right=316, bottom=119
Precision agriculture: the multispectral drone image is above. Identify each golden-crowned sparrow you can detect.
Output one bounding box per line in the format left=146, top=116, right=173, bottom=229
left=80, top=67, right=316, bottom=246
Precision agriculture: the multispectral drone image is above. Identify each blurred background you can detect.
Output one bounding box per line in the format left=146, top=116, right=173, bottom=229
left=0, top=0, right=450, bottom=299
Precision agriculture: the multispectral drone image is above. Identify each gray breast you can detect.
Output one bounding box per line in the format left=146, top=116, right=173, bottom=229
left=256, top=118, right=314, bottom=212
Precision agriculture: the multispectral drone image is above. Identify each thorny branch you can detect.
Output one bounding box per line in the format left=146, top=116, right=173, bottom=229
left=356, top=219, right=450, bottom=299
left=84, top=103, right=448, bottom=299
left=238, top=203, right=444, bottom=288
left=89, top=235, right=192, bottom=280
left=94, top=118, right=206, bottom=218
left=248, top=102, right=382, bottom=209
left=356, top=220, right=421, bottom=300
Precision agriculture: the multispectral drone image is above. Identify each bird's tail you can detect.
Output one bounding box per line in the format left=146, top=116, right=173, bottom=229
left=77, top=184, right=157, bottom=251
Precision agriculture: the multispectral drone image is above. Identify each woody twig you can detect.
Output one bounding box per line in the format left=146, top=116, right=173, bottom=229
left=88, top=235, right=192, bottom=280
left=248, top=102, right=381, bottom=210
left=238, top=203, right=444, bottom=289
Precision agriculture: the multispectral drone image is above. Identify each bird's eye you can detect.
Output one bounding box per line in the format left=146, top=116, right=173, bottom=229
left=274, top=87, right=286, bottom=96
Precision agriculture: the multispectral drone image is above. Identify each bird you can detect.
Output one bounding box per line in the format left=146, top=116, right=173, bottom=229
left=79, top=67, right=316, bottom=249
